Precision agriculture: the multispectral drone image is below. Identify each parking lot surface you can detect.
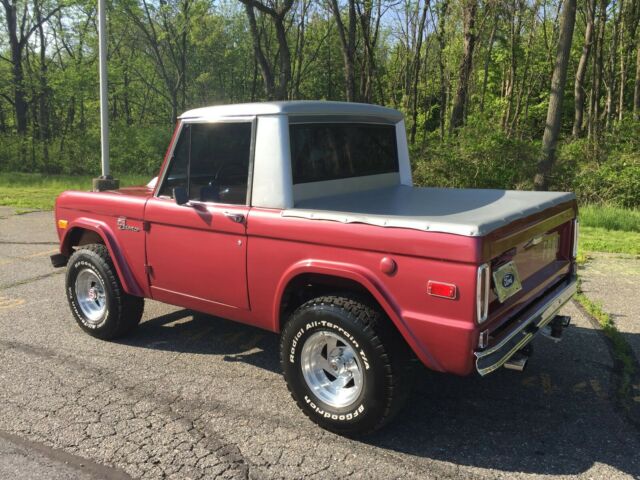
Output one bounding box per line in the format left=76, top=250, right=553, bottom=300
left=1, top=207, right=639, bottom=479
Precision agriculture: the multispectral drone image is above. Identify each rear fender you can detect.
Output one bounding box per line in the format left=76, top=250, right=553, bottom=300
left=60, top=218, right=144, bottom=297
left=274, top=260, right=442, bottom=371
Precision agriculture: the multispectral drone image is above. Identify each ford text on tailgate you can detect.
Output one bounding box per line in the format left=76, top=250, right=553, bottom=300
left=51, top=101, right=578, bottom=435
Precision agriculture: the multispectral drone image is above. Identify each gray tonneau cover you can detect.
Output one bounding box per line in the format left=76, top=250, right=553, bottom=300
left=282, top=185, right=575, bottom=237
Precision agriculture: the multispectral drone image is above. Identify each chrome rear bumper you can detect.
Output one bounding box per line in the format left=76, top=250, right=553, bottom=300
left=475, top=277, right=577, bottom=376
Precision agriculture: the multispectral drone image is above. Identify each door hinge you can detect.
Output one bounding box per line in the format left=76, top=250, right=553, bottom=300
left=142, top=221, right=151, bottom=232
left=144, top=264, right=152, bottom=275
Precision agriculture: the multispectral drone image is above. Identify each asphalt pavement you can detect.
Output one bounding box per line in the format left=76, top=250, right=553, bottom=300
left=0, top=206, right=639, bottom=479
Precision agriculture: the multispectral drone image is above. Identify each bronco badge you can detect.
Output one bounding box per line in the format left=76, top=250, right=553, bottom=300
left=117, top=217, right=140, bottom=232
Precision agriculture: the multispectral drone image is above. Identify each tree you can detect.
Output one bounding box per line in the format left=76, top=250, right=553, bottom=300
left=450, top=0, right=477, bottom=131
left=534, top=0, right=577, bottom=190
left=0, top=0, right=60, bottom=135
left=409, top=0, right=430, bottom=143
left=356, top=0, right=383, bottom=103
left=635, top=42, right=640, bottom=120
left=239, top=0, right=294, bottom=100
left=573, top=0, right=595, bottom=137
left=436, top=0, right=448, bottom=138
left=328, top=0, right=358, bottom=101
left=124, top=0, right=194, bottom=123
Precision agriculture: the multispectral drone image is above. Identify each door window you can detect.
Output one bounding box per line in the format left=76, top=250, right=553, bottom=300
left=159, top=122, right=252, bottom=204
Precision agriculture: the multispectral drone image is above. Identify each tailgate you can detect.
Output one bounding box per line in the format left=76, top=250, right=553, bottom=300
left=481, top=204, right=577, bottom=328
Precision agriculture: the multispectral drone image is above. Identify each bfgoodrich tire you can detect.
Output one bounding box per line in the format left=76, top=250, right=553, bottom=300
left=65, top=243, right=144, bottom=340
left=280, top=295, right=412, bottom=436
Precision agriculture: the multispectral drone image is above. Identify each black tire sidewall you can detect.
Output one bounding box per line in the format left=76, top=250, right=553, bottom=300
left=282, top=303, right=389, bottom=433
left=66, top=250, right=119, bottom=338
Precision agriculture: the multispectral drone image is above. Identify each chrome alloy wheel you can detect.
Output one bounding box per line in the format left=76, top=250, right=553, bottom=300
left=300, top=331, right=364, bottom=408
left=75, top=269, right=107, bottom=324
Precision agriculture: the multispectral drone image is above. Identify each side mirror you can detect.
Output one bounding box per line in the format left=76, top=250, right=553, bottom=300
left=173, top=186, right=189, bottom=206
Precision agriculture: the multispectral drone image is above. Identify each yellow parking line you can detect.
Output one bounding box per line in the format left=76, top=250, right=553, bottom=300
left=23, top=248, right=58, bottom=258
left=0, top=296, right=25, bottom=310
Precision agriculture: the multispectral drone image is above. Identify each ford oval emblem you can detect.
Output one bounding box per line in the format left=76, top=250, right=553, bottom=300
left=502, top=273, right=515, bottom=288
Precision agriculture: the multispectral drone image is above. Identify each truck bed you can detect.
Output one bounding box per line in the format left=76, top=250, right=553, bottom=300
left=283, top=185, right=575, bottom=237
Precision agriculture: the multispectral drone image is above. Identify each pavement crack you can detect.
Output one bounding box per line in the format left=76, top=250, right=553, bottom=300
left=0, top=270, right=64, bottom=290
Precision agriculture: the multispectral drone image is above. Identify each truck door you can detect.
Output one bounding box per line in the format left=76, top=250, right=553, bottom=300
left=144, top=120, right=253, bottom=310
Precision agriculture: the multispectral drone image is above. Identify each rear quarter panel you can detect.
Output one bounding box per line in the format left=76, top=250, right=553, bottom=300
left=246, top=208, right=483, bottom=375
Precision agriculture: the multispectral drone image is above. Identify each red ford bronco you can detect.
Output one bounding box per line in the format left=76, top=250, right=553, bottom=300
left=52, top=101, right=578, bottom=435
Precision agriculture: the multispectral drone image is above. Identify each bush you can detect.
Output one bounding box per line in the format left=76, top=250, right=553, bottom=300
left=412, top=116, right=538, bottom=190
left=555, top=120, right=640, bottom=208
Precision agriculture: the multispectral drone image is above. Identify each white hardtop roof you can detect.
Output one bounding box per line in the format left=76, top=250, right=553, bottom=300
left=179, top=101, right=404, bottom=121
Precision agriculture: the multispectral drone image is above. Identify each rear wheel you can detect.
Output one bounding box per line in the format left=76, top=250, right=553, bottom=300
left=280, top=295, right=412, bottom=436
left=65, top=244, right=144, bottom=340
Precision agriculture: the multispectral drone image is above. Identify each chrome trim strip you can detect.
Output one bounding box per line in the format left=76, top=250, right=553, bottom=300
left=475, top=278, right=577, bottom=376
left=572, top=219, right=579, bottom=258
left=476, top=264, right=490, bottom=323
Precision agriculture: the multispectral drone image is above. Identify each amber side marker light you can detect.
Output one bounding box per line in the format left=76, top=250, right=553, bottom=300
left=427, top=281, right=457, bottom=299
left=57, top=219, right=68, bottom=229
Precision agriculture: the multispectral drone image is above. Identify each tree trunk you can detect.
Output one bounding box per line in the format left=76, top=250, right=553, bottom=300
left=573, top=0, right=595, bottom=137
left=329, top=0, right=357, bottom=101
left=588, top=0, right=607, bottom=139
left=450, top=0, right=477, bottom=132
left=502, top=0, right=524, bottom=132
left=357, top=0, right=382, bottom=103
left=480, top=13, right=498, bottom=112
left=244, top=4, right=275, bottom=99
left=605, top=0, right=622, bottom=128
left=534, top=0, right=577, bottom=191
left=274, top=17, right=292, bottom=100
left=437, top=0, right=449, bottom=139
left=410, top=0, right=430, bottom=144
left=635, top=42, right=640, bottom=120
left=37, top=3, right=50, bottom=168
left=3, top=1, right=28, bottom=135
left=617, top=18, right=626, bottom=122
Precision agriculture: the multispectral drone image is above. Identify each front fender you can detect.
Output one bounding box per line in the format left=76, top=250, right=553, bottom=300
left=273, top=259, right=443, bottom=372
left=60, top=218, right=144, bottom=297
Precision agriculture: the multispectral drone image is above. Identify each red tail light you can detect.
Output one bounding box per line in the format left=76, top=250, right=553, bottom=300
left=427, top=281, right=457, bottom=299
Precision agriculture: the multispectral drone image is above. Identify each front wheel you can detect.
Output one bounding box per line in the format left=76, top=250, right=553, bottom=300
left=280, top=295, right=412, bottom=436
left=65, top=243, right=144, bottom=340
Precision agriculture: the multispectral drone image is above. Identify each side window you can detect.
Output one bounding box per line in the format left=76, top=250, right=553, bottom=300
left=289, top=123, right=398, bottom=184
left=158, top=127, right=190, bottom=197
left=158, top=122, right=252, bottom=204
left=189, top=123, right=252, bottom=204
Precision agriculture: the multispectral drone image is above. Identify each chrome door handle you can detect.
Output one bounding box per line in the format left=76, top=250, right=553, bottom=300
left=224, top=212, right=245, bottom=223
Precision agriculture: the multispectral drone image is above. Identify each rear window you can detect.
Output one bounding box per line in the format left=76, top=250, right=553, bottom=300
left=289, top=123, right=398, bottom=184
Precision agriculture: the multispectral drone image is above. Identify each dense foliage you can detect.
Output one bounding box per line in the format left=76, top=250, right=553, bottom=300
left=1, top=0, right=639, bottom=206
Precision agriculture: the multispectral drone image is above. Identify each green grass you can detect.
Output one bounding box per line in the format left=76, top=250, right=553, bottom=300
left=579, top=226, right=640, bottom=256
left=579, top=204, right=640, bottom=232
left=0, top=172, right=151, bottom=210
left=576, top=204, right=640, bottom=256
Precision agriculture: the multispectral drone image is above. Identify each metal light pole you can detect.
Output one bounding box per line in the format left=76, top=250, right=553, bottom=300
left=93, top=0, right=119, bottom=191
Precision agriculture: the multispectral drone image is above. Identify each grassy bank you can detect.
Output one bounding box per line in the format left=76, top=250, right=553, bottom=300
left=578, top=204, right=640, bottom=256
left=0, top=172, right=150, bottom=210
